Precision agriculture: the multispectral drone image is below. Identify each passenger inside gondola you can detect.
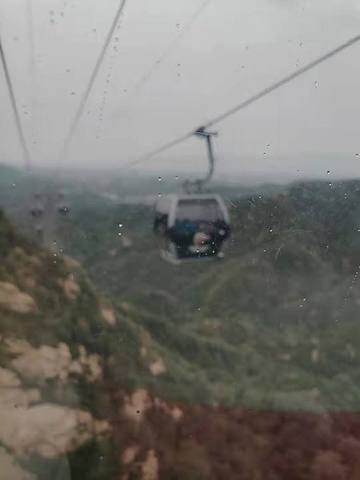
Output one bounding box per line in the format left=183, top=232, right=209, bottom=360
left=169, top=199, right=229, bottom=259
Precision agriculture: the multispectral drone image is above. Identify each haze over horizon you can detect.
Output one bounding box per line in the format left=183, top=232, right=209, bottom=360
left=1, top=0, right=360, bottom=181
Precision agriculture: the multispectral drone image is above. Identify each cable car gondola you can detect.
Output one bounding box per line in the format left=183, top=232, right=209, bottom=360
left=29, top=194, right=44, bottom=218
left=154, top=193, right=230, bottom=263
left=57, top=193, right=71, bottom=215
left=153, top=129, right=230, bottom=264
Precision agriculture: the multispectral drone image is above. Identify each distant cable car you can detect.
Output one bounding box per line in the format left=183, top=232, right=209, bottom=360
left=58, top=204, right=70, bottom=215
left=30, top=194, right=44, bottom=218
left=57, top=193, right=70, bottom=215
left=154, top=194, right=230, bottom=264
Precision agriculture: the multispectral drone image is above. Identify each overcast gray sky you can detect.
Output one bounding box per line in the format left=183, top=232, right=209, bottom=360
left=1, top=0, right=360, bottom=182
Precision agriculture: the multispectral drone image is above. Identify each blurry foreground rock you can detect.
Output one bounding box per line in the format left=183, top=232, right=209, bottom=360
left=0, top=281, right=37, bottom=313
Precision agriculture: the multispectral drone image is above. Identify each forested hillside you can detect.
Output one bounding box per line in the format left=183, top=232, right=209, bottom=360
left=57, top=179, right=360, bottom=412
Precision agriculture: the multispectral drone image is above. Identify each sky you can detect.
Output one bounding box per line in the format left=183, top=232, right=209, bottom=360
left=1, top=0, right=360, bottom=184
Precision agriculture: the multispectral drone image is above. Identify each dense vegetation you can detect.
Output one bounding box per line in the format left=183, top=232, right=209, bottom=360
left=4, top=165, right=360, bottom=478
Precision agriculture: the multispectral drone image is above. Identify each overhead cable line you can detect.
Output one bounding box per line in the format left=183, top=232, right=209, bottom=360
left=27, top=0, right=37, bottom=151
left=201, top=33, right=360, bottom=129
left=0, top=35, right=32, bottom=171
left=54, top=0, right=127, bottom=175
left=126, top=32, right=360, bottom=169
left=132, top=0, right=212, bottom=94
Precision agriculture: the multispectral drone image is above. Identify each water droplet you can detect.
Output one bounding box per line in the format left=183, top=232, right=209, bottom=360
left=329, top=183, right=332, bottom=187
left=158, top=193, right=162, bottom=197
left=12, top=183, right=16, bottom=187
left=356, top=153, right=359, bottom=157
left=119, top=224, right=123, bottom=227
left=158, top=177, right=162, bottom=182
left=176, top=23, right=180, bottom=28
left=71, top=92, right=75, bottom=96
left=269, top=229, right=273, bottom=233
left=175, top=176, right=178, bottom=180
left=300, top=42, right=303, bottom=47
left=327, top=170, right=330, bottom=174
